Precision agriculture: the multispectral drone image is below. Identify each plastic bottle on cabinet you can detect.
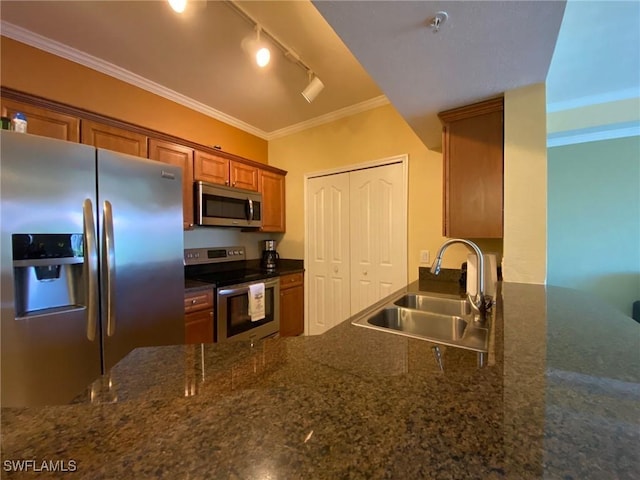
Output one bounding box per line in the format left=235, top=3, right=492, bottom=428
left=12, top=112, right=27, bottom=133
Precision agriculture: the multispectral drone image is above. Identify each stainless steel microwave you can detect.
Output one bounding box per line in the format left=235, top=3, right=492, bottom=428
left=195, top=181, right=262, bottom=228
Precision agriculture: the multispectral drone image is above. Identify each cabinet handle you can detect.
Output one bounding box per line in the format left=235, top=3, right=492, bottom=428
left=191, top=299, right=197, bottom=304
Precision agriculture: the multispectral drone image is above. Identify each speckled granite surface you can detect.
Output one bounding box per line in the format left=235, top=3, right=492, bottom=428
left=2, top=281, right=639, bottom=479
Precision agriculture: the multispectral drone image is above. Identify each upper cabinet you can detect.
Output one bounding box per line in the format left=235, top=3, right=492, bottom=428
left=81, top=119, right=148, bottom=158
left=149, top=139, right=194, bottom=229
left=1, top=88, right=287, bottom=232
left=194, top=151, right=258, bottom=191
left=1, top=98, right=79, bottom=142
left=259, top=170, right=286, bottom=233
left=438, top=97, right=504, bottom=238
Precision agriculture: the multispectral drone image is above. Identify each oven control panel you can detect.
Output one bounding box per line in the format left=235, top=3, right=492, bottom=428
left=184, top=246, right=246, bottom=265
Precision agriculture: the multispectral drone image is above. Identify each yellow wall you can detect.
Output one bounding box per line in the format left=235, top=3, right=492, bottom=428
left=503, top=83, right=548, bottom=284
left=269, top=103, right=502, bottom=282
left=0, top=36, right=267, bottom=163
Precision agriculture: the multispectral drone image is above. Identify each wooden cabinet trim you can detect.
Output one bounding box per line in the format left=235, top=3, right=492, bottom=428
left=438, top=97, right=504, bottom=124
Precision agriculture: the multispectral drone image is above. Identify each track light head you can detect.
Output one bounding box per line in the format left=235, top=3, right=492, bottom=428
left=254, top=26, right=270, bottom=68
left=302, top=74, right=324, bottom=103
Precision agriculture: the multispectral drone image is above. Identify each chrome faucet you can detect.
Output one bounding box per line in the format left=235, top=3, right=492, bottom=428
left=430, top=238, right=492, bottom=320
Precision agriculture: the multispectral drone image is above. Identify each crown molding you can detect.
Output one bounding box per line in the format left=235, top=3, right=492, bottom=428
left=265, top=95, right=390, bottom=140
left=547, top=120, right=640, bottom=148
left=1, top=21, right=271, bottom=139
left=2, top=22, right=390, bottom=143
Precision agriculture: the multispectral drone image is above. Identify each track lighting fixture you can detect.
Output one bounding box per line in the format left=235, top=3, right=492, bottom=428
left=254, top=26, right=270, bottom=68
left=302, top=72, right=325, bottom=103
left=168, top=0, right=187, bottom=13
left=226, top=1, right=324, bottom=102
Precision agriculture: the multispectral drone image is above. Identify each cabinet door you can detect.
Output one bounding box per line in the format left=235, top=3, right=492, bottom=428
left=230, top=160, right=259, bottom=191
left=194, top=151, right=229, bottom=186
left=185, top=310, right=214, bottom=344
left=280, top=284, right=304, bottom=337
left=81, top=119, right=148, bottom=157
left=440, top=98, right=503, bottom=238
left=1, top=98, right=80, bottom=142
left=149, top=139, right=194, bottom=229
left=259, top=170, right=286, bottom=232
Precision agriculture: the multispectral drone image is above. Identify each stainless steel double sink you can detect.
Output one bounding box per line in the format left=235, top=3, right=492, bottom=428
left=352, top=292, right=490, bottom=353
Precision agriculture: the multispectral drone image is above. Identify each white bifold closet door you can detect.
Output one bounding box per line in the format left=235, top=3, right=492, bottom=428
left=307, top=172, right=351, bottom=336
left=349, top=163, right=406, bottom=314
left=306, top=161, right=406, bottom=335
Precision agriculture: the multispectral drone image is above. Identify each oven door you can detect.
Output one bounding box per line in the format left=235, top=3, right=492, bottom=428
left=216, top=277, right=279, bottom=342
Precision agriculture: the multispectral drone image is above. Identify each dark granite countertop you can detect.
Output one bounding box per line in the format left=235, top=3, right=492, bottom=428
left=184, top=259, right=304, bottom=292
left=2, top=280, right=639, bottom=479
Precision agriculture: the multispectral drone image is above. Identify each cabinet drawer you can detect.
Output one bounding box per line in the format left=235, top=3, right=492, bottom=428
left=280, top=272, right=303, bottom=289
left=184, top=290, right=213, bottom=313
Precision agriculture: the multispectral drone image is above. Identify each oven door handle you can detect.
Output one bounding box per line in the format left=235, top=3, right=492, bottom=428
left=217, top=277, right=280, bottom=297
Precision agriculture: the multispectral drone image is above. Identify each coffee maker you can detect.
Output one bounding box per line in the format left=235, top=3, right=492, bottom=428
left=261, top=240, right=279, bottom=271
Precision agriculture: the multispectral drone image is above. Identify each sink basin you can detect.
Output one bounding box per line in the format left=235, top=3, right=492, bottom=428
left=351, top=291, right=490, bottom=353
left=367, top=307, right=468, bottom=343
left=393, top=293, right=470, bottom=316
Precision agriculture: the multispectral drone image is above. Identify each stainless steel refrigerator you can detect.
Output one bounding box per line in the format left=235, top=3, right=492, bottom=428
left=1, top=131, right=184, bottom=407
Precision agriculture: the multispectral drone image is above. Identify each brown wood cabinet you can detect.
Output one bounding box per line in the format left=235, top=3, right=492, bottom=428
left=194, top=150, right=228, bottom=185
left=149, top=139, right=194, bottom=229
left=194, top=151, right=258, bottom=191
left=438, top=97, right=504, bottom=238
left=2, top=88, right=287, bottom=232
left=259, top=170, right=286, bottom=232
left=81, top=119, right=148, bottom=157
left=279, top=272, right=304, bottom=337
left=1, top=98, right=80, bottom=142
left=184, top=289, right=214, bottom=344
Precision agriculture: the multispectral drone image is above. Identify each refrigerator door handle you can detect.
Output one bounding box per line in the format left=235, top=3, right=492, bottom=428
left=83, top=199, right=99, bottom=341
left=103, top=200, right=117, bottom=337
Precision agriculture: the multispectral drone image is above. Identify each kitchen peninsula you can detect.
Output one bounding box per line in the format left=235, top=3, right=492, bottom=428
left=2, top=280, right=638, bottom=479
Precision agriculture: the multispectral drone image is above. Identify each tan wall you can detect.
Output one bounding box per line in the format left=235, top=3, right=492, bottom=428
left=0, top=36, right=267, bottom=163
left=503, top=83, right=547, bottom=284
left=269, top=103, right=503, bottom=283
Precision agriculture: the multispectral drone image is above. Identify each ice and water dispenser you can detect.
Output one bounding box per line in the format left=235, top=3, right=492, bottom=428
left=12, top=233, right=85, bottom=318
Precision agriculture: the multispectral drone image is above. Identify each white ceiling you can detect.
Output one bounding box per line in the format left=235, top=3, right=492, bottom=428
left=1, top=1, right=636, bottom=147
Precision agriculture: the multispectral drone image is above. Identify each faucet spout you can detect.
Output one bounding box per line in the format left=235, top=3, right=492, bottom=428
left=430, top=238, right=490, bottom=320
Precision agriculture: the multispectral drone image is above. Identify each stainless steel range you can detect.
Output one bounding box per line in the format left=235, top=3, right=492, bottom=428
left=184, top=246, right=280, bottom=343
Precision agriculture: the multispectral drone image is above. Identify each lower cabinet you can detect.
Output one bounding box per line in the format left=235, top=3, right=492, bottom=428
left=184, top=290, right=214, bottom=344
left=279, top=272, right=304, bottom=337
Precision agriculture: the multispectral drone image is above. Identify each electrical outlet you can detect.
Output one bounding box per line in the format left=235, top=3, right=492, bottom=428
left=420, top=250, right=430, bottom=264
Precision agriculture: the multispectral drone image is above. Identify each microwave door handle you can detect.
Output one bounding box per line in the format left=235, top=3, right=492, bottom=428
left=83, top=199, right=99, bottom=341
left=248, top=198, right=254, bottom=223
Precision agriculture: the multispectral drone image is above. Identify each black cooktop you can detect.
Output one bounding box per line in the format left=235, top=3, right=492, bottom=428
left=184, top=261, right=278, bottom=288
